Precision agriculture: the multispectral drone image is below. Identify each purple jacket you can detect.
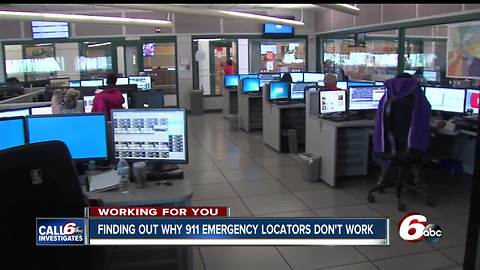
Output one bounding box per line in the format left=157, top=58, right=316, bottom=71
left=373, top=78, right=431, bottom=153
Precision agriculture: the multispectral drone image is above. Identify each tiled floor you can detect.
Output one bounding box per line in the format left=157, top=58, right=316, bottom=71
left=182, top=113, right=472, bottom=270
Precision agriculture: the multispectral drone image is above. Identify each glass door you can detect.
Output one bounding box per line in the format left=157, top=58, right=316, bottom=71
left=209, top=41, right=237, bottom=95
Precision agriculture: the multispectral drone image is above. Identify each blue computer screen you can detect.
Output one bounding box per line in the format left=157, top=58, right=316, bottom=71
left=375, top=81, right=384, bottom=86
left=239, top=74, right=259, bottom=80
left=270, top=82, right=290, bottom=100
left=348, top=81, right=375, bottom=88
left=224, top=75, right=239, bottom=87
left=0, top=118, right=25, bottom=150
left=69, top=80, right=81, bottom=87
left=27, top=114, right=108, bottom=160
left=263, top=23, right=294, bottom=35
left=242, top=78, right=260, bottom=93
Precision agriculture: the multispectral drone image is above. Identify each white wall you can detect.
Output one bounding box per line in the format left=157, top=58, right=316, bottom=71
left=238, top=39, right=249, bottom=74
left=176, top=34, right=193, bottom=109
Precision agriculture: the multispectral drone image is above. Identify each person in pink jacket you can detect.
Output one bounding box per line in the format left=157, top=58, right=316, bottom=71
left=92, top=73, right=125, bottom=121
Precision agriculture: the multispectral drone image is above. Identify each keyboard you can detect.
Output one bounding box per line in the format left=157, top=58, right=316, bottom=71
left=320, top=113, right=365, bottom=122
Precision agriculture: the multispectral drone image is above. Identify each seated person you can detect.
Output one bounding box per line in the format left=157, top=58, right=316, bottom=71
left=92, top=73, right=125, bottom=121
left=372, top=73, right=431, bottom=186
left=281, top=72, right=293, bottom=83
left=323, top=73, right=340, bottom=90
left=51, top=88, right=80, bottom=114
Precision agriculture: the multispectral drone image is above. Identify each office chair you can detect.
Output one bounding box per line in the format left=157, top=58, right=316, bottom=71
left=367, top=93, right=435, bottom=211
left=0, top=141, right=107, bottom=270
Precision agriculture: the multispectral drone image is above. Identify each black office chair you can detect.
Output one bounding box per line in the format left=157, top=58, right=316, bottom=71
left=367, top=93, right=435, bottom=211
left=0, top=141, right=107, bottom=270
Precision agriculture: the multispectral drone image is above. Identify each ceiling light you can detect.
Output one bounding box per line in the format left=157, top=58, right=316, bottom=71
left=336, top=4, right=360, bottom=11
left=87, top=42, right=112, bottom=48
left=0, top=10, right=172, bottom=27
left=216, top=10, right=304, bottom=26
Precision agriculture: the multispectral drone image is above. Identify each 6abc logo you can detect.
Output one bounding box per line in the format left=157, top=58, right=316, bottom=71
left=398, top=213, right=443, bottom=244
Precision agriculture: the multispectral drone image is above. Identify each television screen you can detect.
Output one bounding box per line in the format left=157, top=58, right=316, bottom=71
left=143, top=43, right=155, bottom=57
left=32, top=21, right=69, bottom=39
left=263, top=23, right=294, bottom=35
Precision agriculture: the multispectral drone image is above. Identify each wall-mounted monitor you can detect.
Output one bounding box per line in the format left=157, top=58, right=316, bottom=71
left=32, top=21, right=69, bottom=39
left=143, top=43, right=155, bottom=57
left=263, top=23, right=294, bottom=36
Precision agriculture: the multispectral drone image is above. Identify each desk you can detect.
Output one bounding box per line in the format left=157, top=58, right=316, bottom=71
left=238, top=93, right=262, bottom=132
left=222, top=86, right=238, bottom=118
left=262, top=91, right=305, bottom=152
left=85, top=178, right=193, bottom=270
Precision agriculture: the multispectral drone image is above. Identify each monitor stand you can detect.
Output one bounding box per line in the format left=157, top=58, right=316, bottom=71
left=146, top=162, right=184, bottom=181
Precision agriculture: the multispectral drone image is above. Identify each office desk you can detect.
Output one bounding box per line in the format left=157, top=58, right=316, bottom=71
left=238, top=93, right=262, bottom=132
left=85, top=178, right=193, bottom=270
left=222, top=86, right=238, bottom=118
left=263, top=97, right=306, bottom=152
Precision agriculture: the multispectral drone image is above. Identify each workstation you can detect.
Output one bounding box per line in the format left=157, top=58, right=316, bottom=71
left=1, top=3, right=479, bottom=270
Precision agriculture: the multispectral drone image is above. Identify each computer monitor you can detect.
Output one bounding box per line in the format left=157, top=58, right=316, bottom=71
left=239, top=74, right=259, bottom=80
left=0, top=117, right=26, bottom=150
left=110, top=108, right=188, bottom=163
left=30, top=106, right=53, bottom=115
left=290, top=82, right=317, bottom=100
left=404, top=69, right=416, bottom=75
left=269, top=82, right=290, bottom=101
left=80, top=79, right=104, bottom=87
left=83, top=93, right=129, bottom=113
left=281, top=72, right=303, bottom=83
left=241, top=78, right=260, bottom=94
left=69, top=80, right=81, bottom=87
left=465, top=89, right=479, bottom=114
left=375, top=81, right=384, bottom=86
left=224, top=75, right=239, bottom=88
left=424, top=86, right=466, bottom=113
left=319, top=90, right=347, bottom=114
left=103, top=77, right=129, bottom=86
left=49, top=77, right=70, bottom=87
left=131, top=91, right=164, bottom=109
left=26, top=113, right=108, bottom=160
left=348, top=81, right=375, bottom=88
left=348, top=86, right=386, bottom=111
left=259, top=73, right=281, bottom=87
left=336, top=81, right=348, bottom=90
left=128, top=76, right=152, bottom=91
left=303, top=73, right=325, bottom=83
left=0, top=108, right=30, bottom=118
left=423, top=71, right=438, bottom=82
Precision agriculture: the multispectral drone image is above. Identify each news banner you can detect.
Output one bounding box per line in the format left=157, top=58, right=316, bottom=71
left=36, top=207, right=394, bottom=246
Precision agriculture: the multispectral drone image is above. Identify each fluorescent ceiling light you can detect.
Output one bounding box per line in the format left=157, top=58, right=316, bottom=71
left=194, top=38, right=223, bottom=42
left=216, top=10, right=304, bottom=26
left=336, top=4, right=360, bottom=11
left=87, top=42, right=111, bottom=48
left=0, top=10, right=172, bottom=26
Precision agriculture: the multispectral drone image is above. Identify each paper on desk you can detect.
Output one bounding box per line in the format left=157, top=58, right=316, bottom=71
left=86, top=170, right=120, bottom=192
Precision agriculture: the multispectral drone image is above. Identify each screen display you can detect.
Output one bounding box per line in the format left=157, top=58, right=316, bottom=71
left=49, top=77, right=70, bottom=87
left=224, top=75, right=239, bottom=87
left=26, top=114, right=108, bottom=160
left=80, top=79, right=104, bottom=87
left=0, top=108, right=30, bottom=118
left=404, top=69, right=416, bottom=75
left=31, top=106, right=53, bottom=115
left=423, top=71, right=438, bottom=82
left=103, top=77, right=129, bottom=86
left=32, top=21, right=69, bottom=39
left=291, top=82, right=317, bottom=100
left=69, top=80, right=81, bottom=87
left=83, top=93, right=128, bottom=113
left=425, top=87, right=465, bottom=113
left=336, top=81, right=348, bottom=90
left=375, top=81, right=384, bottom=86
left=0, top=118, right=25, bottom=150
left=269, top=82, right=290, bottom=100
left=239, top=74, right=259, bottom=80
left=303, top=73, right=324, bottom=83
left=320, top=90, right=346, bottom=114
left=349, top=87, right=386, bottom=110
left=242, top=78, right=260, bottom=93
left=128, top=76, right=152, bottom=91
left=348, top=81, right=375, bottom=88
left=143, top=43, right=155, bottom=57
left=259, top=73, right=281, bottom=87
left=281, top=72, right=303, bottom=83
left=111, top=109, right=187, bottom=163
left=465, top=89, right=479, bottom=114
left=263, top=23, right=294, bottom=35
left=260, top=45, right=278, bottom=54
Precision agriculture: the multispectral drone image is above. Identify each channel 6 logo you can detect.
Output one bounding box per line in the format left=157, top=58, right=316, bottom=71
left=36, top=218, right=86, bottom=246
left=398, top=213, right=443, bottom=244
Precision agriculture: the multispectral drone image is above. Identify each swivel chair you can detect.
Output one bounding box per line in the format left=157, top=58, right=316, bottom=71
left=0, top=141, right=106, bottom=270
left=367, top=92, right=435, bottom=211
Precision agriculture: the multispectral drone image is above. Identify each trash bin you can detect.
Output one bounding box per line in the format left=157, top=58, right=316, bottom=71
left=227, top=114, right=239, bottom=131
left=189, top=89, right=204, bottom=115
left=299, top=153, right=321, bottom=182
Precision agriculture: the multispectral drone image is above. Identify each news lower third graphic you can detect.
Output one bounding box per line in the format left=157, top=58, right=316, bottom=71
left=36, top=218, right=86, bottom=245
left=398, top=213, right=443, bottom=244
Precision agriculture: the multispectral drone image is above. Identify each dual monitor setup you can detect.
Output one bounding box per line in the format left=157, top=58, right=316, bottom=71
left=0, top=109, right=188, bottom=168
left=68, top=75, right=152, bottom=91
